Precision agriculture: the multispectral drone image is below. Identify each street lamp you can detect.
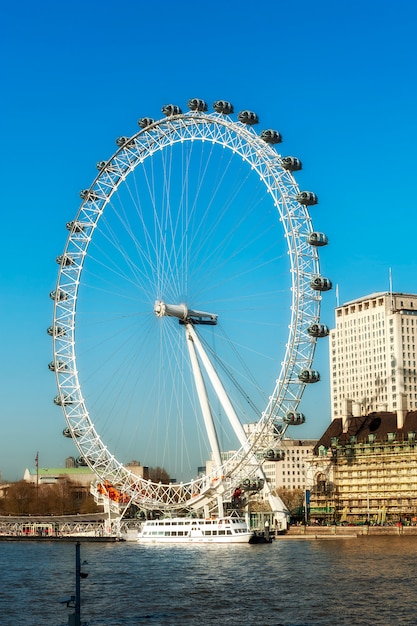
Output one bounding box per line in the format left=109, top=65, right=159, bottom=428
left=60, top=542, right=88, bottom=626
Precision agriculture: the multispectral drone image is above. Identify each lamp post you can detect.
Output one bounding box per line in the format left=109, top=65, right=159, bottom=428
left=75, top=542, right=81, bottom=626
left=68, top=542, right=87, bottom=626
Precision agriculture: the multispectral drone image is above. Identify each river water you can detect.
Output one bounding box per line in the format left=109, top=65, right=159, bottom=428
left=0, top=536, right=416, bottom=626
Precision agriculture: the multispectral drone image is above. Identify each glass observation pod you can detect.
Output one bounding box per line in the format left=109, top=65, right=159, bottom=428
left=79, top=189, right=99, bottom=202
left=96, top=161, right=120, bottom=176
left=298, top=369, right=320, bottom=383
left=241, top=478, right=265, bottom=491
left=310, top=276, right=332, bottom=291
left=307, top=232, right=328, bottom=247
left=116, top=136, right=136, bottom=148
left=162, top=104, right=182, bottom=116
left=188, top=98, right=208, bottom=111
left=296, top=191, right=318, bottom=206
left=260, top=129, right=282, bottom=144
left=283, top=412, right=306, bottom=425
left=63, top=427, right=80, bottom=438
left=66, top=220, right=85, bottom=233
left=307, top=323, right=330, bottom=338
left=49, top=289, right=68, bottom=302
left=263, top=449, right=285, bottom=461
left=76, top=456, right=88, bottom=466
left=281, top=156, right=302, bottom=171
left=48, top=360, right=68, bottom=372
left=56, top=254, right=74, bottom=266
left=53, top=395, right=74, bottom=406
left=213, top=100, right=234, bottom=114
left=237, top=110, right=259, bottom=125
left=137, top=117, right=155, bottom=129
left=47, top=325, right=66, bottom=337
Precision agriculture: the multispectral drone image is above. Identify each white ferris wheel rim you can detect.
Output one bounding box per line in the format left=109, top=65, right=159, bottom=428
left=50, top=101, right=325, bottom=512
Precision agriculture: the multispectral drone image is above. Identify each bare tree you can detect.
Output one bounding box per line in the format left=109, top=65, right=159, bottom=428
left=3, top=481, right=36, bottom=515
left=148, top=466, right=170, bottom=484
left=1, top=479, right=101, bottom=515
left=275, top=487, right=305, bottom=518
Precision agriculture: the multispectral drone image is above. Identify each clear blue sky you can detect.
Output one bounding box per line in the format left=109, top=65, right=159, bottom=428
left=1, top=0, right=416, bottom=481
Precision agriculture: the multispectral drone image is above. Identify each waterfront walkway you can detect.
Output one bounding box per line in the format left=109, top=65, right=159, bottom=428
left=283, top=524, right=417, bottom=538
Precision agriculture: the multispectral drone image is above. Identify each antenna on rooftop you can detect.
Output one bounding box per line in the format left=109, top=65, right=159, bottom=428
left=389, top=267, right=394, bottom=312
left=335, top=283, right=340, bottom=307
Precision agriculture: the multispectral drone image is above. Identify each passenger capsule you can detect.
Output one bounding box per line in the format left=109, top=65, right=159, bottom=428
left=281, top=156, right=302, bottom=171
left=80, top=189, right=99, bottom=202
left=162, top=104, right=182, bottom=116
left=187, top=98, right=208, bottom=111
left=56, top=254, right=74, bottom=266
left=237, top=110, right=259, bottom=125
left=76, top=456, right=88, bottom=466
left=66, top=221, right=85, bottom=233
left=307, top=232, right=328, bottom=247
left=212, top=100, right=234, bottom=114
left=260, top=129, right=282, bottom=144
left=296, top=191, right=318, bottom=206
left=49, top=289, right=68, bottom=302
left=63, top=427, right=80, bottom=438
left=283, top=412, right=306, bottom=425
left=263, top=449, right=285, bottom=461
left=307, top=323, right=330, bottom=338
left=48, top=360, right=68, bottom=372
left=53, top=395, right=73, bottom=406
left=298, top=369, right=320, bottom=383
left=138, top=117, right=155, bottom=128
left=242, top=478, right=264, bottom=491
left=311, top=276, right=332, bottom=292
left=97, top=161, right=118, bottom=174
left=47, top=325, right=66, bottom=337
left=116, top=136, right=135, bottom=148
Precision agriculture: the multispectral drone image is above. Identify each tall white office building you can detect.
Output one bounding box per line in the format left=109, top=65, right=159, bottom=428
left=330, top=292, right=417, bottom=419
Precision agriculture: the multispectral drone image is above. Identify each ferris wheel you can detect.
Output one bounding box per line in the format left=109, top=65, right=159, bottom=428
left=49, top=98, right=331, bottom=520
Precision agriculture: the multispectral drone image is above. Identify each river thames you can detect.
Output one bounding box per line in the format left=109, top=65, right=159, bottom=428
left=1, top=536, right=416, bottom=625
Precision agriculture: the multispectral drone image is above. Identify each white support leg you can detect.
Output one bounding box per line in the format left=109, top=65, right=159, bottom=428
left=185, top=324, right=224, bottom=517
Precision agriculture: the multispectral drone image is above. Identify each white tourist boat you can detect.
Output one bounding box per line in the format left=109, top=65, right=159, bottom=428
left=137, top=516, right=253, bottom=544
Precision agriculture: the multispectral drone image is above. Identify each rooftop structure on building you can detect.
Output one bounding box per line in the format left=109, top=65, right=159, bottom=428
left=313, top=407, right=417, bottom=452
left=24, top=466, right=96, bottom=486
left=330, top=291, right=417, bottom=420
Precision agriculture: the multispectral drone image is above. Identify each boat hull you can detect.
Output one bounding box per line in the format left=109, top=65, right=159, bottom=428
left=137, top=516, right=253, bottom=544
left=137, top=534, right=252, bottom=544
